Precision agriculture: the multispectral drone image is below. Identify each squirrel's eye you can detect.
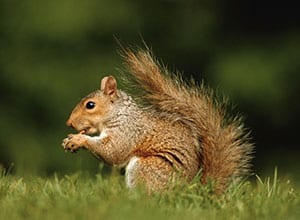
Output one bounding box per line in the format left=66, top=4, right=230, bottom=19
left=85, top=101, right=95, bottom=109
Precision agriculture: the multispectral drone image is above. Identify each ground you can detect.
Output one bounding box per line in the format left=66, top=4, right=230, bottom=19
left=0, top=169, right=299, bottom=220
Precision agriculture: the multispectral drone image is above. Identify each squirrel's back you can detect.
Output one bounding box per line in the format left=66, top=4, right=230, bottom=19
left=122, top=49, right=254, bottom=192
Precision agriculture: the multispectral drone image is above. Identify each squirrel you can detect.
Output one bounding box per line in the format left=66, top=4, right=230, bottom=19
left=62, top=48, right=254, bottom=193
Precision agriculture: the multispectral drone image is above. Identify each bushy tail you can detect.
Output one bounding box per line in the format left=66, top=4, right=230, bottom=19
left=122, top=49, right=254, bottom=192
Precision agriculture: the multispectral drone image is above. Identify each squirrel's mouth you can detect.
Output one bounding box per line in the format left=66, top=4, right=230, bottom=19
left=79, top=127, right=98, bottom=135
left=79, top=130, right=86, bottom=134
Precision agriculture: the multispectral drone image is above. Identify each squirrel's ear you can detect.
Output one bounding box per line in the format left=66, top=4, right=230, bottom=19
left=100, top=76, right=118, bottom=97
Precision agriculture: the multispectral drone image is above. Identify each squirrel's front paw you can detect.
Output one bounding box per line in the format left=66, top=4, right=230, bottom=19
left=62, top=134, right=87, bottom=153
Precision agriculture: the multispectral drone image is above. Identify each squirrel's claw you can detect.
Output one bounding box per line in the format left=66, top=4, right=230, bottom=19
left=62, top=133, right=87, bottom=153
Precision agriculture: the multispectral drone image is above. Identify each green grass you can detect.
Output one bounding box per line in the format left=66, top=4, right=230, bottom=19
left=0, top=168, right=299, bottom=220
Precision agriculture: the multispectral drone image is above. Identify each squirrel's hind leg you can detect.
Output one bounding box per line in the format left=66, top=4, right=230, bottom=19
left=125, top=156, right=176, bottom=192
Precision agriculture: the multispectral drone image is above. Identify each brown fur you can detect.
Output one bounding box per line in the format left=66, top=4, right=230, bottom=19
left=62, top=49, right=254, bottom=193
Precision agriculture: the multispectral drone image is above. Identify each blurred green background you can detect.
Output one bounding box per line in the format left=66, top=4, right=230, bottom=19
left=0, top=0, right=299, bottom=181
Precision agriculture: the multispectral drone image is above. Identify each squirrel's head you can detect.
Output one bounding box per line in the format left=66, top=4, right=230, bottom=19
left=66, top=76, right=119, bottom=135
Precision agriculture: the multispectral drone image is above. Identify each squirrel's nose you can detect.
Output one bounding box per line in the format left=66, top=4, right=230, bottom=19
left=66, top=119, right=73, bottom=128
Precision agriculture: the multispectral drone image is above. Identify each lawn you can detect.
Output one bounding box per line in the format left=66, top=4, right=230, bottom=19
left=0, top=168, right=299, bottom=220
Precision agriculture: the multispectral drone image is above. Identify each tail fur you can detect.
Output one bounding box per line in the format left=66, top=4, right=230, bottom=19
left=122, top=49, right=254, bottom=192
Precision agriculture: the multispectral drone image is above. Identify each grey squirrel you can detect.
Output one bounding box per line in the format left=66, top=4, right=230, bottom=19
left=62, top=48, right=254, bottom=193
